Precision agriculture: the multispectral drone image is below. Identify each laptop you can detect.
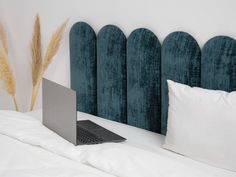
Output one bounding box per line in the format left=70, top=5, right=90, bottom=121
left=42, top=78, right=126, bottom=145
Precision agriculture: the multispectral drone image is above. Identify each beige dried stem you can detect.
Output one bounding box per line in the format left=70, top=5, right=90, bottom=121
left=0, top=48, right=19, bottom=111
left=30, top=19, right=67, bottom=111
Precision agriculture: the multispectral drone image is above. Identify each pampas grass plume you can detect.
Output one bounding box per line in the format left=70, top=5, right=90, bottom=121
left=30, top=16, right=67, bottom=111
left=0, top=48, right=19, bottom=111
left=31, top=14, right=42, bottom=87
left=0, top=23, right=8, bottom=54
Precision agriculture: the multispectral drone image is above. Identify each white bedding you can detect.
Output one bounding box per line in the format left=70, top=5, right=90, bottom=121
left=0, top=111, right=114, bottom=177
left=0, top=134, right=115, bottom=177
left=0, top=110, right=235, bottom=177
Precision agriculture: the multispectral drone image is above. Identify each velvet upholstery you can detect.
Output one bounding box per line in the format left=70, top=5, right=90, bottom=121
left=70, top=22, right=97, bottom=115
left=161, top=32, right=201, bottom=134
left=97, top=25, right=127, bottom=122
left=201, top=36, right=236, bottom=92
left=127, top=28, right=161, bottom=132
left=70, top=22, right=235, bottom=135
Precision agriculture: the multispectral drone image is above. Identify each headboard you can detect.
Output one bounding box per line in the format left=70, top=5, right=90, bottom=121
left=70, top=22, right=236, bottom=135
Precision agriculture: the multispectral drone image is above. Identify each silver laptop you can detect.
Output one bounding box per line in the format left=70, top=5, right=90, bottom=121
left=42, top=78, right=126, bottom=145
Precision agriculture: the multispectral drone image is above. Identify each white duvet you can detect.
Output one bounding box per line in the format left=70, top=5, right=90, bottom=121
left=0, top=110, right=235, bottom=177
left=0, top=111, right=114, bottom=177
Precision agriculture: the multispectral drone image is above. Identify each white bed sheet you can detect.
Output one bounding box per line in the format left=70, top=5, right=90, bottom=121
left=25, top=110, right=236, bottom=177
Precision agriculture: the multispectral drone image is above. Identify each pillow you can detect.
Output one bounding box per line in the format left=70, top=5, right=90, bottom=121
left=163, top=80, right=236, bottom=171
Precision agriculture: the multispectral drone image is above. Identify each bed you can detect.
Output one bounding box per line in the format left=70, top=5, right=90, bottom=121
left=0, top=21, right=236, bottom=177
left=0, top=110, right=234, bottom=177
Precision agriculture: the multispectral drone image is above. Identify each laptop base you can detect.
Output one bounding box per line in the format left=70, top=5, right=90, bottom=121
left=76, top=120, right=126, bottom=145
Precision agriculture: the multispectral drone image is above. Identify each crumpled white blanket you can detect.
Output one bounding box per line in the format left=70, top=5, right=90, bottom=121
left=0, top=110, right=115, bottom=177
left=0, top=110, right=229, bottom=177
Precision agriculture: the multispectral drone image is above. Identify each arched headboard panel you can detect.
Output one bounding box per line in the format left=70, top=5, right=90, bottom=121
left=201, top=36, right=236, bottom=92
left=97, top=25, right=127, bottom=122
left=70, top=22, right=235, bottom=135
left=161, top=32, right=201, bottom=134
left=127, top=28, right=161, bottom=132
left=70, top=22, right=97, bottom=115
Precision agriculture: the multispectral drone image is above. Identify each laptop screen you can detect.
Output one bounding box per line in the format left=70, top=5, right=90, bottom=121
left=42, top=78, right=77, bottom=145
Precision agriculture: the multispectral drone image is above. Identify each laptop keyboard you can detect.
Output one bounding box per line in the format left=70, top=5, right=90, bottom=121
left=77, top=127, right=105, bottom=144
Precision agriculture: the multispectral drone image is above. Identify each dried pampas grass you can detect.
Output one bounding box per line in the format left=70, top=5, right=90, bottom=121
left=0, top=38, right=19, bottom=111
left=43, top=21, right=67, bottom=71
left=31, top=14, right=42, bottom=87
left=30, top=15, right=67, bottom=111
left=0, top=23, right=8, bottom=54
left=30, top=15, right=43, bottom=111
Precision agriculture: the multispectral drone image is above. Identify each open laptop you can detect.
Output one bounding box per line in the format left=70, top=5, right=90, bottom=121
left=42, top=78, right=126, bottom=145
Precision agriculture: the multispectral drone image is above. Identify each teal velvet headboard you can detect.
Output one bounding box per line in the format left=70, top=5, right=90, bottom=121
left=70, top=22, right=236, bottom=135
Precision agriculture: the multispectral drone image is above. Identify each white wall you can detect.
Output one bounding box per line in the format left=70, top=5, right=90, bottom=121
left=0, top=0, right=235, bottom=112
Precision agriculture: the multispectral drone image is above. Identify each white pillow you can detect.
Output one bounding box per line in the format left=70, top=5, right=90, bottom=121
left=163, top=80, right=236, bottom=171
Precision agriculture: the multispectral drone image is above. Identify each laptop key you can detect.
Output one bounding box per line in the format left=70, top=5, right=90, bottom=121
left=77, top=127, right=104, bottom=144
